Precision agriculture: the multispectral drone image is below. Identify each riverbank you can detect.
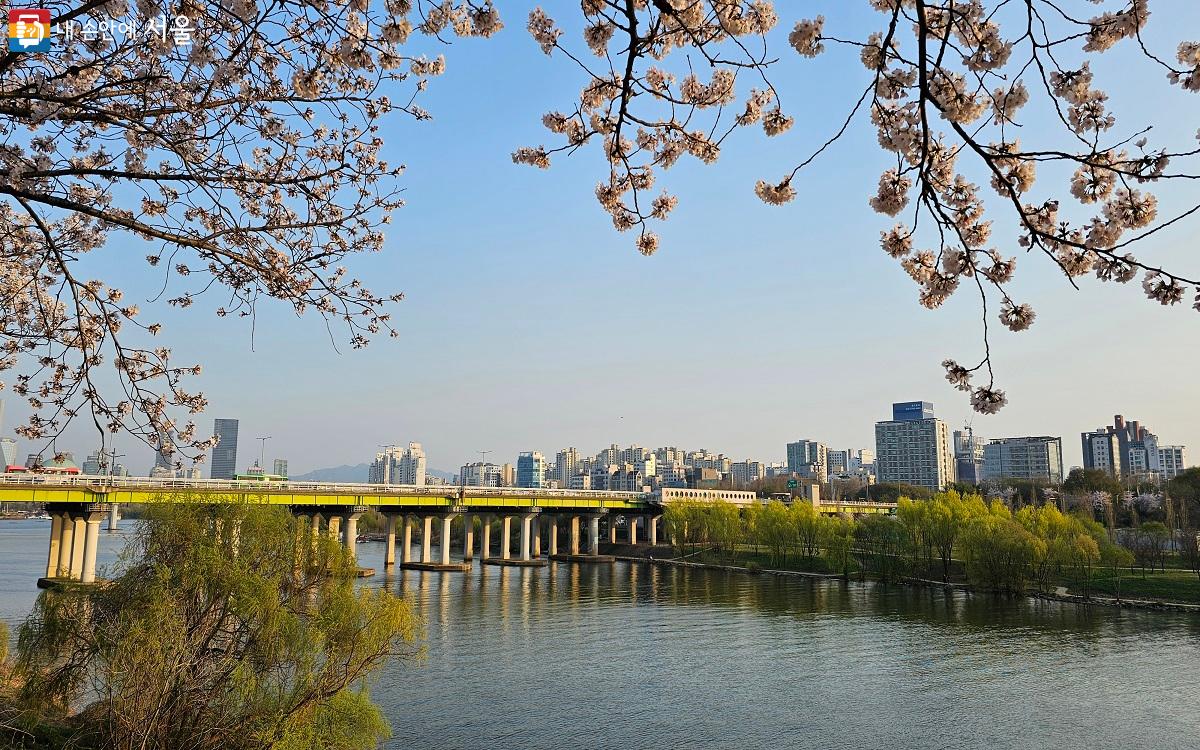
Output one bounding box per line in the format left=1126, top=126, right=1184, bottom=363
left=606, top=545, right=1200, bottom=614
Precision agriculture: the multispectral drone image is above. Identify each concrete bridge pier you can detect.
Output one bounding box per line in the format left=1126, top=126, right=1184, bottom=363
left=548, top=515, right=558, bottom=556
left=108, top=503, right=119, bottom=532
left=519, top=514, right=533, bottom=561
left=399, top=512, right=470, bottom=572
left=531, top=516, right=542, bottom=558
left=310, top=513, right=322, bottom=548
left=39, top=504, right=112, bottom=587
left=421, top=516, right=433, bottom=563
left=440, top=514, right=456, bottom=566
left=57, top=513, right=75, bottom=578
left=649, top=515, right=661, bottom=546
left=327, top=515, right=343, bottom=546
left=462, top=514, right=475, bottom=561
left=45, top=513, right=63, bottom=578
left=384, top=514, right=398, bottom=567
left=342, top=509, right=364, bottom=563
left=483, top=510, right=546, bottom=567
left=628, top=516, right=639, bottom=545
left=69, top=515, right=86, bottom=579
left=79, top=509, right=106, bottom=583
left=549, top=512, right=613, bottom=563
left=402, top=515, right=413, bottom=564
left=480, top=515, right=492, bottom=561
left=609, top=518, right=618, bottom=544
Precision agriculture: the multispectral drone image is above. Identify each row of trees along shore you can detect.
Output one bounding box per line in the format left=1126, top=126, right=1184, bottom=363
left=661, top=488, right=1200, bottom=598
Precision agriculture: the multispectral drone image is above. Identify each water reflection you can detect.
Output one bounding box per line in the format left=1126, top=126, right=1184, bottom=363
left=3, top=524, right=1199, bottom=750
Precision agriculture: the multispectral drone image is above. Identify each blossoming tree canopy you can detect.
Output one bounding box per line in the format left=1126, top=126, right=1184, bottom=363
left=2, top=2, right=1199, bottom=463
left=0, top=0, right=500, bottom=460
left=516, top=0, right=1200, bottom=414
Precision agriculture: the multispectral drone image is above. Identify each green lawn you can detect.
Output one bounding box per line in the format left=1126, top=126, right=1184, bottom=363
left=1063, top=570, right=1200, bottom=604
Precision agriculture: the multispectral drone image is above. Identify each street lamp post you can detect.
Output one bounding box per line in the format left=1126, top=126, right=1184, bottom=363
left=256, top=436, right=272, bottom=472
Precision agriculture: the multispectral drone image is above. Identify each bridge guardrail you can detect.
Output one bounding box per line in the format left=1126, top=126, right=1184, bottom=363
left=0, top=474, right=646, bottom=501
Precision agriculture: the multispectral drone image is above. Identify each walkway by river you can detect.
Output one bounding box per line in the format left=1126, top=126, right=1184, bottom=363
left=2, top=520, right=1198, bottom=749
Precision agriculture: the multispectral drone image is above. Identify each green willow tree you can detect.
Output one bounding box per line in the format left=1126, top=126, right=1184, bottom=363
left=9, top=502, right=421, bottom=750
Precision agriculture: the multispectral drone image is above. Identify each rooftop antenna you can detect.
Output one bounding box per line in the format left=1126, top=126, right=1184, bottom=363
left=479, top=450, right=491, bottom=463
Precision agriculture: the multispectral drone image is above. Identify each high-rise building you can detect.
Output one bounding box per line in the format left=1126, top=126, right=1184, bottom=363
left=1128, top=433, right=1188, bottom=481
left=568, top=473, right=592, bottom=490
left=657, top=459, right=687, bottom=487
left=516, top=451, right=546, bottom=488
left=982, top=436, right=1064, bottom=483
left=953, top=428, right=987, bottom=485
left=460, top=461, right=503, bottom=487
left=731, top=460, right=765, bottom=486
left=786, top=440, right=828, bottom=482
left=82, top=451, right=103, bottom=475
left=848, top=449, right=876, bottom=476
left=597, top=444, right=622, bottom=466
left=1081, top=430, right=1121, bottom=477
left=827, top=450, right=849, bottom=475
left=210, top=418, right=239, bottom=480
left=555, top=447, right=579, bottom=487
left=0, top=438, right=16, bottom=468
left=655, top=446, right=685, bottom=464
left=397, top=442, right=425, bottom=485
left=272, top=458, right=288, bottom=478
left=1150, top=443, right=1187, bottom=480
left=500, top=463, right=515, bottom=487
left=370, top=443, right=426, bottom=486
left=1082, top=415, right=1181, bottom=478
left=875, top=401, right=955, bottom=490
left=766, top=462, right=790, bottom=478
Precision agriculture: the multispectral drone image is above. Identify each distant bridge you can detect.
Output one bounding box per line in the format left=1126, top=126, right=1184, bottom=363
left=1, top=475, right=654, bottom=585
left=0, top=475, right=895, bottom=586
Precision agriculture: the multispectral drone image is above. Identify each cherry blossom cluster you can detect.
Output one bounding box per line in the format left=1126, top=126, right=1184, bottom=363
left=520, top=1, right=1199, bottom=414
left=0, top=0, right=501, bottom=460
left=515, top=2, right=792, bottom=256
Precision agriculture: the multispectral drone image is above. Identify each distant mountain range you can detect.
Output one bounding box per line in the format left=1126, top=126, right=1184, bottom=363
left=290, top=463, right=455, bottom=483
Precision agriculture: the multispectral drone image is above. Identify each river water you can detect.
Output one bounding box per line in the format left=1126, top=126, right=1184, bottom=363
left=3, top=519, right=1199, bottom=749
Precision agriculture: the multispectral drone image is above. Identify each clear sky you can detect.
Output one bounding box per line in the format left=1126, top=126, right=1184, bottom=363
left=7, top=1, right=1200, bottom=475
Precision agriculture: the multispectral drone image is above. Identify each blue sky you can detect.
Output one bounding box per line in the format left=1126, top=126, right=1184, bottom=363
left=7, top=1, right=1200, bottom=475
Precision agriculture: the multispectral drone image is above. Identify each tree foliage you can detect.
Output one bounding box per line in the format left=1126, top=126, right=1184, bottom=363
left=521, top=1, right=1200, bottom=414
left=5, top=1, right=1200, bottom=453
left=1, top=0, right=499, bottom=460
left=11, top=502, right=421, bottom=750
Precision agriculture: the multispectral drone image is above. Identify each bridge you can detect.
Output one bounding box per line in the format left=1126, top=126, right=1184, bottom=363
left=0, top=475, right=897, bottom=585
left=0, top=475, right=658, bottom=584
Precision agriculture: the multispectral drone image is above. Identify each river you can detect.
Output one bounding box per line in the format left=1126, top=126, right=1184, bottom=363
left=2, top=520, right=1199, bottom=749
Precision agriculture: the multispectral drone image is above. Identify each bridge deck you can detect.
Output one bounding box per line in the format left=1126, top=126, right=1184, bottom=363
left=0, top=475, right=650, bottom=510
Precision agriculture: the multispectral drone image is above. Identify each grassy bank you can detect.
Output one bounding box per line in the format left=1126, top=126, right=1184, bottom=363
left=1064, top=569, right=1200, bottom=603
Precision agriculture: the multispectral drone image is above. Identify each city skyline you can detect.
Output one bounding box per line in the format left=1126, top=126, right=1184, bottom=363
left=2, top=398, right=1194, bottom=481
